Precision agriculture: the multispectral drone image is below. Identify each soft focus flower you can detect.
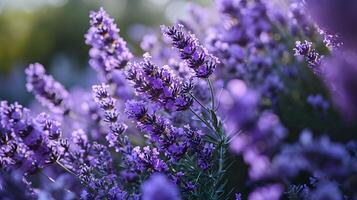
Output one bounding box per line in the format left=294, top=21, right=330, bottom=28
left=141, top=174, right=181, bottom=200
left=25, top=63, right=69, bottom=114
left=248, top=184, right=283, bottom=200
left=322, top=51, right=357, bottom=120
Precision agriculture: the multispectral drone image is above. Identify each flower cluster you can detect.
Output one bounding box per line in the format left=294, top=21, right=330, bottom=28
left=2, top=1, right=357, bottom=200
left=125, top=100, right=214, bottom=169
left=0, top=101, right=63, bottom=173
left=127, top=54, right=193, bottom=111
left=294, top=40, right=322, bottom=75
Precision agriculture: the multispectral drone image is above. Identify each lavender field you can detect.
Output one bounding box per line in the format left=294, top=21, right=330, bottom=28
left=1, top=0, right=357, bottom=199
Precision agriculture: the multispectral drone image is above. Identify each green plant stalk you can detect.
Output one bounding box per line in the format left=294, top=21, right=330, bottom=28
left=192, top=79, right=229, bottom=200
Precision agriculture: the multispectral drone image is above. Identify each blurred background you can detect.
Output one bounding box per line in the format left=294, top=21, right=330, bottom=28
left=0, top=0, right=210, bottom=105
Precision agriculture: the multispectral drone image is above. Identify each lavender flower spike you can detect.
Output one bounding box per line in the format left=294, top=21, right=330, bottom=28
left=162, top=24, right=219, bottom=78
left=85, top=7, right=132, bottom=74
left=92, top=84, right=129, bottom=152
left=294, top=40, right=322, bottom=75
left=127, top=54, right=193, bottom=111
left=25, top=63, right=69, bottom=114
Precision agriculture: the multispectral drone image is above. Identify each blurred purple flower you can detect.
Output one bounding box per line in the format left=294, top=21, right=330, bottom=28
left=141, top=174, right=181, bottom=200
left=25, top=63, right=69, bottom=115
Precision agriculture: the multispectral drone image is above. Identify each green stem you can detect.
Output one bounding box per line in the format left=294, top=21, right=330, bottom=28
left=40, top=172, right=77, bottom=196
left=207, top=78, right=215, bottom=110
left=189, top=108, right=216, bottom=135
left=56, top=160, right=77, bottom=177
left=189, top=93, right=210, bottom=113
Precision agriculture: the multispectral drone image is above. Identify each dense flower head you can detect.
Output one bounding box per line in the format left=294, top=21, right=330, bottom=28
left=162, top=24, right=219, bottom=78
left=294, top=40, right=322, bottom=75
left=125, top=100, right=214, bottom=169
left=25, top=63, right=69, bottom=114
left=85, top=7, right=132, bottom=73
left=0, top=101, right=63, bottom=174
left=127, top=54, right=193, bottom=111
left=128, top=146, right=169, bottom=173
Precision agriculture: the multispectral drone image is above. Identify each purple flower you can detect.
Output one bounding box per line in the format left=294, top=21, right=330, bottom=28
left=0, top=101, right=63, bottom=173
left=307, top=94, right=329, bottom=112
left=125, top=100, right=213, bottom=168
left=85, top=7, right=132, bottom=74
left=127, top=54, right=193, bottom=111
left=162, top=24, right=218, bottom=78
left=248, top=184, right=283, bottom=200
left=235, top=193, right=242, bottom=200
left=25, top=63, right=69, bottom=114
left=128, top=146, right=168, bottom=173
left=310, top=181, right=342, bottom=200
left=141, top=174, right=181, bottom=200
left=271, top=131, right=352, bottom=179
left=294, top=41, right=322, bottom=75
left=92, top=84, right=129, bottom=152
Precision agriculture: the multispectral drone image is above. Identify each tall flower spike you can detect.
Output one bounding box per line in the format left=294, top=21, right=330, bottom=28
left=127, top=54, right=193, bottom=111
left=25, top=63, right=69, bottom=115
left=92, top=84, right=129, bottom=153
left=162, top=24, right=218, bottom=78
left=85, top=7, right=132, bottom=74
left=294, top=41, right=322, bottom=75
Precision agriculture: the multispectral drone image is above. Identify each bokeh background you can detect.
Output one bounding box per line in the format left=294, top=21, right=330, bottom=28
left=0, top=0, right=210, bottom=105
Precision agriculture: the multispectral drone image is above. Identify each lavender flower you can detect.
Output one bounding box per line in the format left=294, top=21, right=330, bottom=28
left=85, top=7, right=132, bottom=73
left=25, top=63, right=69, bottom=114
left=4, top=2, right=357, bottom=199
left=162, top=24, right=218, bottom=78
left=271, top=131, right=353, bottom=179
left=0, top=101, right=63, bottom=173
left=128, top=146, right=168, bottom=173
left=127, top=54, right=193, bottom=111
left=309, top=181, right=342, bottom=200
left=0, top=171, right=37, bottom=199
left=294, top=40, right=322, bottom=75
left=141, top=174, right=181, bottom=200
left=125, top=100, right=214, bottom=169
left=248, top=184, right=283, bottom=200
left=92, top=84, right=129, bottom=152
left=307, top=94, right=329, bottom=112
left=235, top=193, right=242, bottom=200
